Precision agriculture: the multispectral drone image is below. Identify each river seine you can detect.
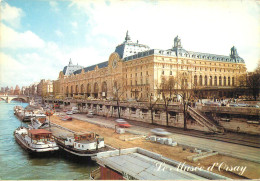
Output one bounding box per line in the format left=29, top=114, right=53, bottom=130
left=0, top=100, right=97, bottom=180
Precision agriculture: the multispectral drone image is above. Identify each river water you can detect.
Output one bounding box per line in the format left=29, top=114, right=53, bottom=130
left=0, top=100, right=97, bottom=180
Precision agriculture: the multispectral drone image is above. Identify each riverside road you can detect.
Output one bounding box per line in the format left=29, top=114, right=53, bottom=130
left=67, top=113, right=260, bottom=164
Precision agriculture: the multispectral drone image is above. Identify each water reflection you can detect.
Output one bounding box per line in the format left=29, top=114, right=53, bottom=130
left=0, top=100, right=97, bottom=180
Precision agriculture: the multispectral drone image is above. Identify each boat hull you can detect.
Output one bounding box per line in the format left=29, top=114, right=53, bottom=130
left=14, top=132, right=59, bottom=154
left=55, top=140, right=113, bottom=157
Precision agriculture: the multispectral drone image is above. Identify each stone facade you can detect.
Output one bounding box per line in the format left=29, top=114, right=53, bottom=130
left=56, top=32, right=247, bottom=101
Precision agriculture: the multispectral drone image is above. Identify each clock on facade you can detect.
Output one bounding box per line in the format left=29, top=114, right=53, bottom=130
left=112, top=58, right=117, bottom=68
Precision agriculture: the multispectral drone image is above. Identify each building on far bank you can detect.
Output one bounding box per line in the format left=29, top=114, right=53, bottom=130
left=56, top=31, right=247, bottom=101
left=41, top=79, right=53, bottom=98
left=14, top=85, right=20, bottom=95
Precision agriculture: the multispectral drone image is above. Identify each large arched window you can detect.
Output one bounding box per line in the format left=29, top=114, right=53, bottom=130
left=209, top=76, right=212, bottom=86
left=214, top=76, right=217, bottom=86
left=204, top=75, right=208, bottom=86
left=94, top=82, right=99, bottom=98
left=199, top=75, right=203, bottom=86
left=219, top=76, right=222, bottom=86
left=71, top=86, right=73, bottom=97
left=232, top=77, right=235, bottom=86
left=87, top=83, right=91, bottom=97
left=102, top=81, right=107, bottom=97
left=228, top=77, right=230, bottom=86
left=80, top=84, right=84, bottom=94
left=75, top=85, right=79, bottom=94
left=194, top=75, right=197, bottom=86
left=66, top=86, right=69, bottom=96
left=224, top=76, right=226, bottom=86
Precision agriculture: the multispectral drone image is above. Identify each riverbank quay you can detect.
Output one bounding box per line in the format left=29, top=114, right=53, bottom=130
left=49, top=114, right=260, bottom=179
left=70, top=114, right=260, bottom=162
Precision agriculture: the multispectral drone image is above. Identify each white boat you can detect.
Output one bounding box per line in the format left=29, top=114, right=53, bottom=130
left=54, top=132, right=111, bottom=157
left=28, top=114, right=49, bottom=129
left=14, top=127, right=59, bottom=153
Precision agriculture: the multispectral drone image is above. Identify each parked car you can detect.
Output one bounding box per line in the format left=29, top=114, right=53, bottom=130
left=150, top=128, right=171, bottom=136
left=61, top=115, right=72, bottom=121
left=66, top=111, right=73, bottom=115
left=87, top=111, right=94, bottom=118
left=72, top=109, right=79, bottom=114
left=115, top=119, right=131, bottom=128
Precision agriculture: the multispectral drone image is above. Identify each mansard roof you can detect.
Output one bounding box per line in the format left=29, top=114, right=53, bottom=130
left=62, top=59, right=84, bottom=75
left=73, top=61, right=108, bottom=75
left=123, top=48, right=245, bottom=63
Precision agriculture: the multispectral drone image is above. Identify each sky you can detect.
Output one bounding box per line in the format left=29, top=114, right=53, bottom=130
left=0, top=0, right=259, bottom=88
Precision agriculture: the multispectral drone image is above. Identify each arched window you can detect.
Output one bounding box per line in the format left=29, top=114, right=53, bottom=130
left=199, top=75, right=202, bottom=86
left=228, top=77, right=230, bottom=86
left=232, top=77, right=235, bottom=86
left=224, top=76, right=226, bottom=86
left=81, top=84, right=84, bottom=94
left=75, top=85, right=79, bottom=94
left=102, top=82, right=107, bottom=98
left=204, top=75, right=208, bottom=86
left=71, top=86, right=73, bottom=97
left=87, top=84, right=91, bottom=93
left=87, top=83, right=91, bottom=97
left=214, top=76, right=217, bottom=86
left=209, top=76, right=212, bottom=86
left=219, top=76, right=222, bottom=86
left=94, top=83, right=99, bottom=93
left=194, top=75, right=197, bottom=86
left=94, top=82, right=99, bottom=98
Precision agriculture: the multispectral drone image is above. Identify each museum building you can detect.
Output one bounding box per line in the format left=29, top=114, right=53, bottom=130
left=57, top=31, right=247, bottom=101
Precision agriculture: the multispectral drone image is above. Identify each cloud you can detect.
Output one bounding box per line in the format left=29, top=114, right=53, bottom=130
left=0, top=23, right=45, bottom=49
left=71, top=21, right=78, bottom=29
left=55, top=30, right=64, bottom=38
left=0, top=1, right=24, bottom=28
left=49, top=1, right=60, bottom=13
left=0, top=53, right=26, bottom=86
left=65, top=47, right=107, bottom=67
left=69, top=0, right=260, bottom=71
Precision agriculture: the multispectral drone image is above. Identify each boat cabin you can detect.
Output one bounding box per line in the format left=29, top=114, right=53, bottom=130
left=28, top=129, right=53, bottom=143
left=65, top=132, right=105, bottom=151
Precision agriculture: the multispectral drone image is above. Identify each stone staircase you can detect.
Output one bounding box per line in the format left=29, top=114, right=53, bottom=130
left=187, top=106, right=224, bottom=134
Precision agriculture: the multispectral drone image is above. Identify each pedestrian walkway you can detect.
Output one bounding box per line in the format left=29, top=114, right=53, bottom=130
left=71, top=114, right=260, bottom=163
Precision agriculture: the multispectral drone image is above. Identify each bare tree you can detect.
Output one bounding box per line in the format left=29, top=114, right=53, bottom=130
left=148, top=93, right=158, bottom=124
left=247, top=64, right=260, bottom=101
left=170, top=71, right=196, bottom=130
left=158, top=77, right=177, bottom=127
left=112, top=80, right=126, bottom=118
left=236, top=63, right=260, bottom=100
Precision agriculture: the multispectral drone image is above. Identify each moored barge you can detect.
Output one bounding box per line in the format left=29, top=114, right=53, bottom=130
left=14, top=127, right=59, bottom=153
left=54, top=131, right=113, bottom=157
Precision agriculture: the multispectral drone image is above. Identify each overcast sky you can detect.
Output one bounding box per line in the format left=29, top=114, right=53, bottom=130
left=0, top=0, right=259, bottom=88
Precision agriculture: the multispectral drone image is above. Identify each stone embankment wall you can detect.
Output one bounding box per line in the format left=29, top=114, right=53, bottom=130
left=51, top=99, right=260, bottom=135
